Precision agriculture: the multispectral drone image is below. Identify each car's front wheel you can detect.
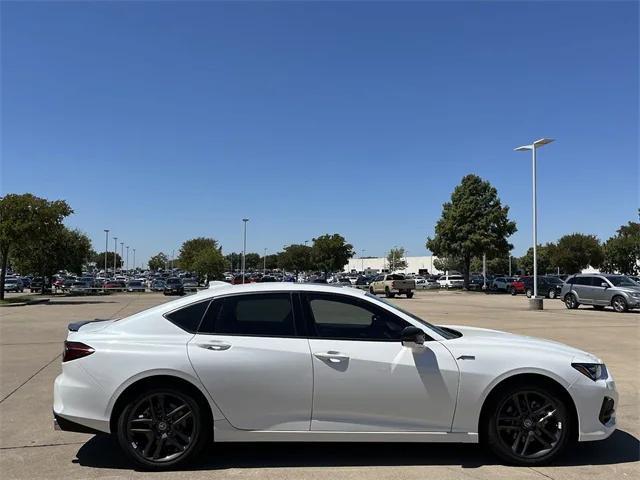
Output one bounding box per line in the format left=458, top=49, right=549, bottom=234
left=611, top=295, right=628, bottom=313
left=548, top=289, right=557, bottom=300
left=486, top=385, right=574, bottom=465
left=116, top=387, right=208, bottom=469
left=526, top=288, right=533, bottom=298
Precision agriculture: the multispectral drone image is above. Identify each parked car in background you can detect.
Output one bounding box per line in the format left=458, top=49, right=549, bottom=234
left=369, top=273, right=415, bottom=298
left=150, top=279, right=166, bottom=292
left=182, top=278, right=199, bottom=292
left=126, top=280, right=146, bottom=293
left=415, top=276, right=439, bottom=290
left=164, top=277, right=185, bottom=296
left=29, top=277, right=51, bottom=293
left=521, top=276, right=564, bottom=299
left=561, top=274, right=640, bottom=312
left=467, top=275, right=486, bottom=291
left=437, top=273, right=464, bottom=289
left=104, top=280, right=126, bottom=292
left=70, top=281, right=92, bottom=295
left=508, top=278, right=525, bottom=295
left=491, top=277, right=515, bottom=292
left=3, top=277, right=24, bottom=292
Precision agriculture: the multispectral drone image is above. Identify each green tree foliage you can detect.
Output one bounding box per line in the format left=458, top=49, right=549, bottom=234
left=426, top=175, right=517, bottom=287
left=550, top=233, right=604, bottom=274
left=469, top=255, right=517, bottom=275
left=92, top=251, right=123, bottom=270
left=225, top=252, right=242, bottom=271
left=311, top=234, right=354, bottom=274
left=191, top=246, right=226, bottom=280
left=433, top=256, right=464, bottom=273
left=264, top=254, right=279, bottom=270
left=518, top=244, right=556, bottom=275
left=148, top=252, right=168, bottom=271
left=279, top=244, right=313, bottom=272
left=178, top=238, right=221, bottom=271
left=386, top=247, right=408, bottom=271
left=602, top=221, right=640, bottom=275
left=244, top=253, right=261, bottom=270
left=12, top=227, right=92, bottom=290
left=0, top=193, right=73, bottom=298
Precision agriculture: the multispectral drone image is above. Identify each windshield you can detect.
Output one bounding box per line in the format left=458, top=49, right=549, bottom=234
left=545, top=277, right=564, bottom=284
left=606, top=275, right=638, bottom=287
left=366, top=293, right=460, bottom=340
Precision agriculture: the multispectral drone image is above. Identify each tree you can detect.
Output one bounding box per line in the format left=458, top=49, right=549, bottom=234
left=433, top=256, right=464, bottom=273
left=550, top=234, right=604, bottom=274
left=311, top=234, right=354, bottom=274
left=244, top=253, right=261, bottom=270
left=518, top=244, right=556, bottom=275
left=279, top=244, right=313, bottom=272
left=426, top=175, right=516, bottom=288
left=469, top=255, right=517, bottom=275
left=602, top=221, right=640, bottom=275
left=148, top=252, right=168, bottom=271
left=91, top=251, right=123, bottom=270
left=264, top=254, right=279, bottom=270
left=191, top=246, right=226, bottom=281
left=386, top=247, right=408, bottom=271
left=225, top=252, right=242, bottom=271
left=178, top=238, right=221, bottom=271
left=0, top=194, right=72, bottom=299
left=12, top=227, right=92, bottom=289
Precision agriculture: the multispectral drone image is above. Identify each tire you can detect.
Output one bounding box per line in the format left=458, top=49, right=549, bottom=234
left=384, top=287, right=395, bottom=298
left=611, top=295, right=628, bottom=313
left=116, top=387, right=209, bottom=470
left=369, top=286, right=375, bottom=295
left=406, top=292, right=414, bottom=299
left=526, top=289, right=533, bottom=298
left=564, top=293, right=579, bottom=309
left=510, top=287, right=516, bottom=296
left=593, top=305, right=605, bottom=310
left=548, top=289, right=557, bottom=300
left=485, top=383, right=574, bottom=466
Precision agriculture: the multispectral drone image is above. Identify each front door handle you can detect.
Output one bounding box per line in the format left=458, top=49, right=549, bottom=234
left=314, top=351, right=349, bottom=363
left=199, top=342, right=231, bottom=351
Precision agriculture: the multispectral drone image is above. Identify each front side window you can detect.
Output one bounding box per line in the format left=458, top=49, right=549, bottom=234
left=307, top=293, right=409, bottom=341
left=199, top=293, right=295, bottom=337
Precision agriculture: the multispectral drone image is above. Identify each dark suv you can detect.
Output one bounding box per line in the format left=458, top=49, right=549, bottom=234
left=520, top=276, right=564, bottom=299
left=163, top=277, right=185, bottom=296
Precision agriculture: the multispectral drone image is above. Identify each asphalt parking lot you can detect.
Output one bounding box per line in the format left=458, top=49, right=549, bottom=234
left=1, top=290, right=638, bottom=480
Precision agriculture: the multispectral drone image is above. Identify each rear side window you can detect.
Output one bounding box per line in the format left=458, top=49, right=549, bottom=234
left=573, top=276, right=591, bottom=286
left=198, top=293, right=295, bottom=337
left=165, top=300, right=210, bottom=333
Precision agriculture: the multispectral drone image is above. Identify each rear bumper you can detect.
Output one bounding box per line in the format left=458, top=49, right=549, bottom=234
left=54, top=412, right=103, bottom=435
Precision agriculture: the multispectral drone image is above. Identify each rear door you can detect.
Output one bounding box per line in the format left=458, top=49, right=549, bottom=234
left=573, top=276, right=594, bottom=302
left=188, top=292, right=313, bottom=431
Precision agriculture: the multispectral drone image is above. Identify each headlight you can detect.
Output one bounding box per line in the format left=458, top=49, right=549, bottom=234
left=630, top=291, right=640, bottom=298
left=572, top=363, right=608, bottom=381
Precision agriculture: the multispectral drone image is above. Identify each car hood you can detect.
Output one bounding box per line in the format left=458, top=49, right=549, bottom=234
left=440, top=325, right=601, bottom=362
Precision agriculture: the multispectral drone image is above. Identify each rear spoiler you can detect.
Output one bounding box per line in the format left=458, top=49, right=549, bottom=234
left=67, top=319, right=111, bottom=332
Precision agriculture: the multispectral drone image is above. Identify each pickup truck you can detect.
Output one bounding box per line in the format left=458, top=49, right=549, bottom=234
left=368, top=274, right=415, bottom=298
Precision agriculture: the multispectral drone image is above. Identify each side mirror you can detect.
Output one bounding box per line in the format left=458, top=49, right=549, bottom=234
left=601, top=282, right=609, bottom=288
left=401, top=326, right=426, bottom=346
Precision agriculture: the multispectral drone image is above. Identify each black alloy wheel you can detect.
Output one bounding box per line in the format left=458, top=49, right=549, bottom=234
left=564, top=293, right=579, bottom=309
left=117, top=388, right=206, bottom=469
left=612, top=296, right=628, bottom=313
left=487, top=387, right=572, bottom=465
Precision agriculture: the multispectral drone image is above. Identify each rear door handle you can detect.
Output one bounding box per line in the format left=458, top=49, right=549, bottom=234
left=314, top=351, right=349, bottom=363
left=199, top=342, right=231, bottom=351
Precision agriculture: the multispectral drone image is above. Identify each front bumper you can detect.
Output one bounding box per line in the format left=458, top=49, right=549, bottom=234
left=569, top=374, right=618, bottom=442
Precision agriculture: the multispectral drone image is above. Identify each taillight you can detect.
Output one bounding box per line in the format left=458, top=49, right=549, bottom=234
left=63, top=341, right=95, bottom=362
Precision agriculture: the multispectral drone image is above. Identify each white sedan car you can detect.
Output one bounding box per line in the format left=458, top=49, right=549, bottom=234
left=54, top=283, right=617, bottom=469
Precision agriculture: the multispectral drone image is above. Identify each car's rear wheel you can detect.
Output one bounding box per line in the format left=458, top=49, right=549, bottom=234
left=526, top=288, right=533, bottom=298
left=509, top=286, right=517, bottom=296
left=486, top=385, right=573, bottom=465
left=116, top=387, right=208, bottom=470
left=612, top=295, right=628, bottom=313
left=564, top=293, right=579, bottom=309
left=548, top=289, right=557, bottom=299
left=406, top=291, right=414, bottom=299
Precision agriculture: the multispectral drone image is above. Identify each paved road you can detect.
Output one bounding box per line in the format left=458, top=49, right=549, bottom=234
left=1, top=291, right=638, bottom=479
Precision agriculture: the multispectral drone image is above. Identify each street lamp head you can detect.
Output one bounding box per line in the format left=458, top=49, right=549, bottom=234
left=104, top=229, right=110, bottom=233
left=533, top=138, right=554, bottom=147
left=242, top=218, right=249, bottom=222
left=514, top=145, right=532, bottom=152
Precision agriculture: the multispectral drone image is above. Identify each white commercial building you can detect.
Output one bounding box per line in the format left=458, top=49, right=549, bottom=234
left=344, top=255, right=442, bottom=276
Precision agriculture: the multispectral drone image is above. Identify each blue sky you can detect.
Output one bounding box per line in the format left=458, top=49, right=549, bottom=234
left=2, top=1, right=638, bottom=265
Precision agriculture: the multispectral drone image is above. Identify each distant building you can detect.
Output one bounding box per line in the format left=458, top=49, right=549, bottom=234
left=344, top=255, right=442, bottom=276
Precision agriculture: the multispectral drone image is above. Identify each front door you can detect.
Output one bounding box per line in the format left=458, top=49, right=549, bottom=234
left=188, top=292, right=313, bottom=431
left=303, top=292, right=459, bottom=432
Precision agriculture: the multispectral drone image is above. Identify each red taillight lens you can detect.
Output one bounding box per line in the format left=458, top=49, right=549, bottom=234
left=63, top=341, right=95, bottom=362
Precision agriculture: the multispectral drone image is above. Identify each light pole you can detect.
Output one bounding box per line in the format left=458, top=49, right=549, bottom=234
left=126, top=245, right=129, bottom=272
left=515, top=138, right=554, bottom=310
left=263, top=248, right=267, bottom=273
left=361, top=249, right=365, bottom=273
left=242, top=219, right=249, bottom=284
left=113, top=237, right=118, bottom=275
left=120, top=243, right=124, bottom=273
left=171, top=249, right=175, bottom=270
left=103, top=229, right=109, bottom=276
left=133, top=249, right=136, bottom=272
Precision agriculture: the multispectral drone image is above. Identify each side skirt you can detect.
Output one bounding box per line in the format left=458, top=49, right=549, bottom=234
left=213, top=420, right=478, bottom=443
